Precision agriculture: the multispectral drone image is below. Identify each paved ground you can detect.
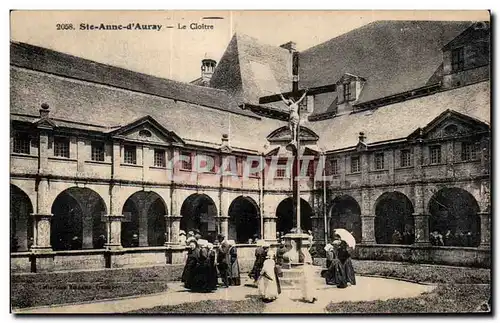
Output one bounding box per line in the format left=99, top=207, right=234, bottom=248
left=14, top=275, right=435, bottom=314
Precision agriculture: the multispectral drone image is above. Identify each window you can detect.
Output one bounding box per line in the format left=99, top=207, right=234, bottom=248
left=330, top=159, right=339, bottom=175
left=350, top=156, right=360, bottom=173
left=248, top=159, right=261, bottom=178
left=374, top=152, right=385, bottom=170
left=199, top=154, right=216, bottom=173
left=343, top=83, right=352, bottom=102
left=461, top=142, right=479, bottom=161
left=54, top=137, right=70, bottom=158
left=124, top=145, right=136, bottom=164
left=451, top=47, right=465, bottom=72
left=180, top=151, right=192, bottom=171
left=400, top=149, right=412, bottom=167
left=13, top=133, right=31, bottom=154
left=276, top=158, right=288, bottom=178
left=430, top=145, right=442, bottom=164
left=91, top=141, right=105, bottom=162
left=154, top=149, right=166, bottom=167
left=306, top=159, right=315, bottom=177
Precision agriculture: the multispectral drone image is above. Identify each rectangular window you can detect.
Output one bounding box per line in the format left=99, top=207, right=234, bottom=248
left=154, top=149, right=166, bottom=167
left=124, top=145, right=137, bottom=164
left=374, top=152, right=385, bottom=170
left=54, top=137, right=70, bottom=158
left=91, top=141, right=105, bottom=162
left=343, top=83, right=352, bottom=101
left=248, top=159, right=261, bottom=178
left=306, top=159, right=315, bottom=177
left=400, top=149, right=411, bottom=167
left=430, top=145, right=442, bottom=164
left=451, top=47, right=465, bottom=72
left=13, top=133, right=31, bottom=155
left=461, top=142, right=479, bottom=161
left=180, top=151, right=192, bottom=171
left=330, top=159, right=339, bottom=175
left=350, top=156, right=360, bottom=173
left=276, top=158, right=288, bottom=178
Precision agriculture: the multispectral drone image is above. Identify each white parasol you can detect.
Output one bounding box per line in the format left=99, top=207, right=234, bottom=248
left=333, top=228, right=356, bottom=249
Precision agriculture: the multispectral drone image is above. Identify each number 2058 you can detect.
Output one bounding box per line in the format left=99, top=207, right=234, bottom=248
left=56, top=24, right=74, bottom=30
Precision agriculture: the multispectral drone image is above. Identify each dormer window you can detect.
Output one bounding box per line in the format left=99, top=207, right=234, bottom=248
left=451, top=47, right=465, bottom=72
left=337, top=74, right=365, bottom=105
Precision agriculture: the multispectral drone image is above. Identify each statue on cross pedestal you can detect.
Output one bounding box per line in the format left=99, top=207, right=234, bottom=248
left=280, top=90, right=308, bottom=147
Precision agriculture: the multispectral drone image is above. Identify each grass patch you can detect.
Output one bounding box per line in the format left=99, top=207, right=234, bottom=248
left=326, top=284, right=490, bottom=314
left=129, top=298, right=265, bottom=314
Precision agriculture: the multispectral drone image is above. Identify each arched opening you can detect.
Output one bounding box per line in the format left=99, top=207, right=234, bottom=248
left=180, top=193, right=218, bottom=242
left=51, top=187, right=107, bottom=251
left=121, top=191, right=167, bottom=248
left=228, top=196, right=260, bottom=243
left=374, top=191, right=415, bottom=245
left=329, top=195, right=362, bottom=242
left=276, top=197, right=313, bottom=236
left=429, top=187, right=480, bottom=247
left=10, top=185, right=34, bottom=252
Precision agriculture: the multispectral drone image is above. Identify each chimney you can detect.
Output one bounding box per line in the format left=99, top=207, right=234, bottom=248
left=40, top=103, right=50, bottom=119
left=201, top=58, right=217, bottom=84
left=358, top=132, right=366, bottom=143
left=280, top=41, right=297, bottom=53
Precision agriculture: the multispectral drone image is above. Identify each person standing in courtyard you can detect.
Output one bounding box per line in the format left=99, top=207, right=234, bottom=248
left=337, top=240, right=356, bottom=286
left=258, top=251, right=281, bottom=302
left=301, top=236, right=318, bottom=303
left=226, top=240, right=241, bottom=286
left=182, top=237, right=199, bottom=290
left=207, top=242, right=218, bottom=291
left=249, top=240, right=269, bottom=284
left=217, top=238, right=230, bottom=287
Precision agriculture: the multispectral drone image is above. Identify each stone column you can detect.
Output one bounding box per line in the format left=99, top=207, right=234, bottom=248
left=413, top=213, right=431, bottom=246
left=360, top=215, right=375, bottom=244
left=82, top=210, right=93, bottom=249
left=166, top=215, right=182, bottom=245
left=217, top=215, right=229, bottom=239
left=31, top=178, right=52, bottom=252
left=104, top=215, right=124, bottom=250
left=263, top=214, right=277, bottom=243
left=38, top=130, right=49, bottom=174
left=138, top=208, right=148, bottom=247
left=478, top=212, right=490, bottom=249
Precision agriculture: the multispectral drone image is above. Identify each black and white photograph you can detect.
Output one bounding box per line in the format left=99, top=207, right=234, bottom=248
left=8, top=10, right=491, bottom=314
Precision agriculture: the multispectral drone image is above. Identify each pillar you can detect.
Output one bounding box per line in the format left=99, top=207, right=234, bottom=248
left=166, top=215, right=182, bottom=245
left=263, top=214, right=277, bottom=243
left=82, top=210, right=93, bottom=249
left=217, top=215, right=229, bottom=239
left=360, top=215, right=375, bottom=244
left=31, top=178, right=52, bottom=252
left=413, top=213, right=431, bottom=246
left=38, top=130, right=49, bottom=174
left=478, top=212, right=490, bottom=249
left=138, top=208, right=148, bottom=247
left=104, top=215, right=123, bottom=250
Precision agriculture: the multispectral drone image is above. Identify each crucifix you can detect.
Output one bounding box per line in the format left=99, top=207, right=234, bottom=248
left=260, top=50, right=336, bottom=265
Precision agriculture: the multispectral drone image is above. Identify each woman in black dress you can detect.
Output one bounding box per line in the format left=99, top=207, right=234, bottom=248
left=182, top=237, right=199, bottom=290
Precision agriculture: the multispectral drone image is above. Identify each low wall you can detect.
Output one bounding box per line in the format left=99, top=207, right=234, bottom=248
left=355, top=244, right=490, bottom=268
left=11, top=244, right=260, bottom=274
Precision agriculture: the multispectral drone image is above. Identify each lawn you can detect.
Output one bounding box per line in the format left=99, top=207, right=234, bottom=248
left=130, top=298, right=265, bottom=314
left=326, top=260, right=491, bottom=314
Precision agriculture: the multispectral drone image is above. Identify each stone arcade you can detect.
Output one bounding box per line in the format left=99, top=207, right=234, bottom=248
left=10, top=20, right=491, bottom=273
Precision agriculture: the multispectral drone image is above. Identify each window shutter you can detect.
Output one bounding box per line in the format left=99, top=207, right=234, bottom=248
left=338, top=84, right=345, bottom=104
left=350, top=81, right=357, bottom=101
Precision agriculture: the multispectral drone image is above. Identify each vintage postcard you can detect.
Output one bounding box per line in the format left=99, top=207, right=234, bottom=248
left=10, top=10, right=491, bottom=314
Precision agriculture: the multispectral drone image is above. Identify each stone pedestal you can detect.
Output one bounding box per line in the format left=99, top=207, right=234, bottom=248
left=478, top=212, right=490, bottom=249
left=263, top=215, right=277, bottom=243
left=360, top=215, right=375, bottom=244
left=30, top=213, right=53, bottom=253
left=413, top=213, right=431, bottom=246
left=104, top=214, right=124, bottom=250
left=281, top=232, right=312, bottom=266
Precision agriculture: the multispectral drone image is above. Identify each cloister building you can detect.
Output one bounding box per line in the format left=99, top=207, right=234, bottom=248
left=10, top=20, right=491, bottom=273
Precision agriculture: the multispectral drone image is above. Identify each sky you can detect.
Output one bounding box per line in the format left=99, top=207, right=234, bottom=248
left=10, top=10, right=488, bottom=83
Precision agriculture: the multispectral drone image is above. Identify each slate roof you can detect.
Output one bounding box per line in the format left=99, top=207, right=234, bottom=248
left=299, top=21, right=474, bottom=116
left=308, top=81, right=490, bottom=152
left=10, top=42, right=256, bottom=118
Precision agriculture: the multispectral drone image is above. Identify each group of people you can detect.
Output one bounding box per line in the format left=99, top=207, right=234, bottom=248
left=181, top=232, right=240, bottom=293
left=430, top=229, right=476, bottom=247
left=322, top=233, right=356, bottom=289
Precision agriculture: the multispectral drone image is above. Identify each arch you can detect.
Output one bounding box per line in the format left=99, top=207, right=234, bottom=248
left=10, top=184, right=34, bottom=252
left=180, top=193, right=218, bottom=242
left=228, top=196, right=260, bottom=243
left=121, top=191, right=168, bottom=247
left=51, top=187, right=107, bottom=251
left=276, top=197, right=313, bottom=236
left=374, top=191, right=415, bottom=245
left=428, top=187, right=480, bottom=247
left=329, top=195, right=362, bottom=242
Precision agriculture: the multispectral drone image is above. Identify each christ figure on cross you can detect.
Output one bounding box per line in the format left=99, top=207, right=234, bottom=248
left=280, top=89, right=308, bottom=147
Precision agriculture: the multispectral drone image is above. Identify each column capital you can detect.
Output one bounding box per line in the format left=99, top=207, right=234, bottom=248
left=31, top=213, right=53, bottom=220
left=103, top=214, right=125, bottom=222
left=412, top=212, right=431, bottom=217
left=166, top=214, right=183, bottom=220
left=216, top=215, right=230, bottom=221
